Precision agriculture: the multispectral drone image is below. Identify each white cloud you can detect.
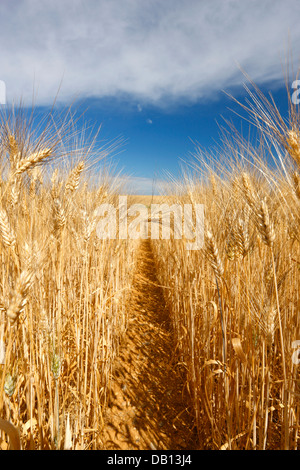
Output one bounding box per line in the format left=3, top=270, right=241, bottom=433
left=146, top=118, right=153, bottom=124
left=0, top=0, right=300, bottom=106
left=117, top=176, right=164, bottom=195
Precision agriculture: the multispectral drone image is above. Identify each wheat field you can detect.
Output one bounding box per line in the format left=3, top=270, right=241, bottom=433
left=0, top=79, right=300, bottom=450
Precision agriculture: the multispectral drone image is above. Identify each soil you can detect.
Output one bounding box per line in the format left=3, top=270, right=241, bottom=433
left=101, top=239, right=198, bottom=450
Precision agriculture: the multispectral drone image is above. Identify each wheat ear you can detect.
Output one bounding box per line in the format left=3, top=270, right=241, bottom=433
left=205, top=229, right=224, bottom=279
left=0, top=208, right=16, bottom=248
left=256, top=198, right=275, bottom=247
left=65, top=161, right=85, bottom=194
left=6, top=270, right=34, bottom=324
left=285, top=130, right=300, bottom=166
left=292, top=171, right=300, bottom=199
left=8, top=135, right=20, bottom=171
left=52, top=197, right=66, bottom=233
left=13, top=148, right=51, bottom=177
left=241, top=172, right=257, bottom=210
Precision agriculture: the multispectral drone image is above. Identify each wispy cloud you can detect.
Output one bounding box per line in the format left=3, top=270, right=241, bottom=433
left=116, top=176, right=166, bottom=195
left=0, top=0, right=300, bottom=107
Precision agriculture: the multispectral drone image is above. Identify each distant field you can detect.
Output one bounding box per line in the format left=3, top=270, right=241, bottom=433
left=125, top=194, right=169, bottom=205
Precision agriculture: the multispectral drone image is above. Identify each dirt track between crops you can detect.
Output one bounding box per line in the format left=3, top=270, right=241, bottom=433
left=101, top=238, right=198, bottom=450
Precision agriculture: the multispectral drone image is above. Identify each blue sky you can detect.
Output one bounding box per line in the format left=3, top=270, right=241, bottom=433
left=1, top=0, right=300, bottom=193
left=75, top=86, right=287, bottom=194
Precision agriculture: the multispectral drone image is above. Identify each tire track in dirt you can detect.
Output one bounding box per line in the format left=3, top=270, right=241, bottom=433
left=101, top=239, right=198, bottom=450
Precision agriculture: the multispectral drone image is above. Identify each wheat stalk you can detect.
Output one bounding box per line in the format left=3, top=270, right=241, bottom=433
left=0, top=207, right=16, bottom=248
left=8, top=134, right=20, bottom=171
left=6, top=270, right=34, bottom=324
left=266, top=306, right=277, bottom=346
left=52, top=197, right=66, bottom=233
left=292, top=171, right=300, bottom=199
left=205, top=229, right=224, bottom=280
left=236, top=217, right=250, bottom=257
left=65, top=161, right=85, bottom=194
left=13, top=148, right=52, bottom=177
left=285, top=130, right=300, bottom=166
left=0, top=418, right=21, bottom=450
left=9, top=177, right=22, bottom=207
left=241, top=172, right=258, bottom=210
left=256, top=198, right=275, bottom=247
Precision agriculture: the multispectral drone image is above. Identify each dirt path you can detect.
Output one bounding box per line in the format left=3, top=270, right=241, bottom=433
left=101, top=239, right=198, bottom=450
